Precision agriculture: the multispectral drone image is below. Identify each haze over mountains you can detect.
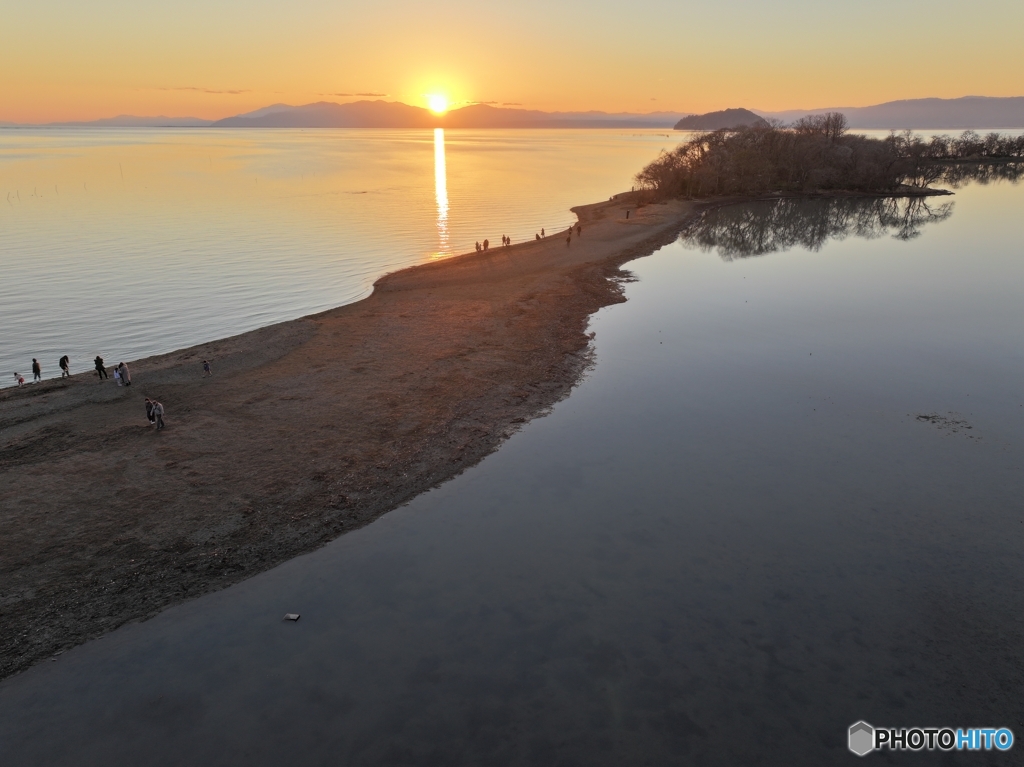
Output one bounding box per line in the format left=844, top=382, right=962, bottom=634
left=3, top=96, right=1023, bottom=130
left=210, top=101, right=689, bottom=128
left=754, top=96, right=1024, bottom=129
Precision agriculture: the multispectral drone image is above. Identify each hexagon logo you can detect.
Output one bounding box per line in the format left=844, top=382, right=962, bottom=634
left=849, top=721, right=875, bottom=756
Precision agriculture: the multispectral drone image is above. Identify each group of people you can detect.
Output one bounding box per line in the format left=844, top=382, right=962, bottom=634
left=472, top=224, right=586, bottom=250
left=473, top=235, right=515, bottom=253
left=91, top=355, right=132, bottom=386
left=14, top=357, right=51, bottom=386
left=10, top=353, right=218, bottom=432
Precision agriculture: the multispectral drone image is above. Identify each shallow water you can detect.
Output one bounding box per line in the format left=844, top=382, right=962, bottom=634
left=0, top=128, right=676, bottom=385
left=1, top=177, right=1022, bottom=764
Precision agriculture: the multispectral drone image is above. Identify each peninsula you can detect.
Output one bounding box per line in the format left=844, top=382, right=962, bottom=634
left=3, top=120, right=1019, bottom=680
left=0, top=194, right=693, bottom=680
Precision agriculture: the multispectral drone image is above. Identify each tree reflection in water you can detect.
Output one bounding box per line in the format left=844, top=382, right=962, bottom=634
left=935, top=161, right=1024, bottom=188
left=678, top=163, right=1021, bottom=261
left=681, top=196, right=954, bottom=261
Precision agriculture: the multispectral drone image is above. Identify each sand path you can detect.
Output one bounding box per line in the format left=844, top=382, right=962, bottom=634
left=0, top=194, right=694, bottom=679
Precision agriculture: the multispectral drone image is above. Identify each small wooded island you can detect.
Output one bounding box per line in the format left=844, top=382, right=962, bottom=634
left=674, top=107, right=769, bottom=131
left=639, top=112, right=1024, bottom=198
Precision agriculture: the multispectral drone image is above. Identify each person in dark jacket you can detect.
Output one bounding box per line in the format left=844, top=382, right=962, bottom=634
left=95, top=356, right=108, bottom=380
left=31, top=359, right=41, bottom=381
left=59, top=355, right=70, bottom=378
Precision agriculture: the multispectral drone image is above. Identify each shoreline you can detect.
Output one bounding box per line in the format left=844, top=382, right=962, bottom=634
left=0, top=184, right=954, bottom=680
left=0, top=192, right=696, bottom=680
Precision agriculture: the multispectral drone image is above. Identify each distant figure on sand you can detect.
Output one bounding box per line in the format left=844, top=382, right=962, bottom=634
left=114, top=368, right=122, bottom=386
left=145, top=398, right=156, bottom=425
left=14, top=372, right=25, bottom=386
left=32, top=358, right=41, bottom=381
left=566, top=234, right=571, bottom=247
left=625, top=210, right=630, bottom=219
left=152, top=400, right=165, bottom=430
left=95, top=356, right=108, bottom=380
left=576, top=225, right=582, bottom=236
left=202, top=359, right=212, bottom=377
left=483, top=239, right=489, bottom=251
left=541, top=228, right=545, bottom=237
left=535, top=233, right=540, bottom=241
left=59, top=355, right=70, bottom=378
left=118, top=362, right=131, bottom=386
left=475, top=241, right=481, bottom=252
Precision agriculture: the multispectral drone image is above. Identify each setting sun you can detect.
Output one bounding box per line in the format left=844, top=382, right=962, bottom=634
left=426, top=94, right=449, bottom=114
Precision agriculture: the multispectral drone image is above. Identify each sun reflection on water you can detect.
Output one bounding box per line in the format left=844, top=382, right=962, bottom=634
left=433, top=128, right=450, bottom=258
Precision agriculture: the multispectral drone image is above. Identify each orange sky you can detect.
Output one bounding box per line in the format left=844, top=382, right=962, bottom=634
left=2, top=0, right=1022, bottom=123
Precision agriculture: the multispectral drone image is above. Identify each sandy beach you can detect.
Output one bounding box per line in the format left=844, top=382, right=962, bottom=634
left=0, top=194, right=695, bottom=680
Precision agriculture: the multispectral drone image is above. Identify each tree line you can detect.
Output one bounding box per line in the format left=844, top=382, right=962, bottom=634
left=635, top=114, right=1023, bottom=199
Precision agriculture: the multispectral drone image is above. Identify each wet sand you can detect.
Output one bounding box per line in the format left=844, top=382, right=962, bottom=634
left=0, top=194, right=695, bottom=680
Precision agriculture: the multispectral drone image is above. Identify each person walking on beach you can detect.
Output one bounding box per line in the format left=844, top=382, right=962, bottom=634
left=118, top=362, right=131, bottom=386
left=31, top=359, right=41, bottom=382
left=152, top=400, right=165, bottom=430
left=95, top=356, right=108, bottom=380
left=541, top=228, right=545, bottom=237
left=145, top=398, right=156, bottom=425
left=202, top=359, right=212, bottom=377
left=59, top=355, right=70, bottom=378
left=475, top=241, right=481, bottom=252
left=576, top=224, right=582, bottom=236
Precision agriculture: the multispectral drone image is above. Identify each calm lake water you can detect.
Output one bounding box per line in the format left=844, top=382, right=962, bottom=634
left=1, top=176, right=1022, bottom=765
left=0, top=128, right=676, bottom=384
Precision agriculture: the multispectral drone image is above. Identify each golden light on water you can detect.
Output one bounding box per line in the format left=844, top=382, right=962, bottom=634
left=427, top=94, right=449, bottom=115
left=433, top=128, right=449, bottom=258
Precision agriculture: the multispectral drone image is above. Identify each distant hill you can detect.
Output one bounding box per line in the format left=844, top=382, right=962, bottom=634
left=442, top=104, right=687, bottom=128
left=46, top=115, right=212, bottom=128
left=674, top=108, right=769, bottom=131
left=212, top=101, right=436, bottom=128
left=211, top=100, right=688, bottom=129
left=8, top=95, right=1023, bottom=131
left=756, top=96, right=1024, bottom=129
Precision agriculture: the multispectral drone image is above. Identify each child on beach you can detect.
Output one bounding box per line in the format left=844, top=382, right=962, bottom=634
left=14, top=372, right=25, bottom=386
left=114, top=368, right=122, bottom=386
left=202, top=360, right=212, bottom=377
left=145, top=398, right=156, bottom=425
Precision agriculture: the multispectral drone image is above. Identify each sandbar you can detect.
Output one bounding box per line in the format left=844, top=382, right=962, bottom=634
left=0, top=194, right=695, bottom=679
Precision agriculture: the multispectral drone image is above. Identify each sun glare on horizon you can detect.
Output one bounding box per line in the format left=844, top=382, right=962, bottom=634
left=427, top=94, right=449, bottom=114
